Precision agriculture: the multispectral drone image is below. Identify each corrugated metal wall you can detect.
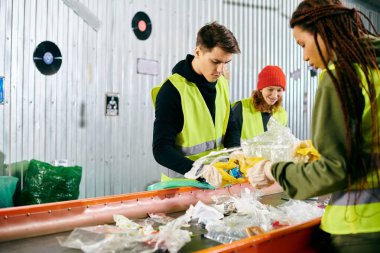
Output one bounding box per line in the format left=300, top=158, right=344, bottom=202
left=0, top=0, right=379, bottom=199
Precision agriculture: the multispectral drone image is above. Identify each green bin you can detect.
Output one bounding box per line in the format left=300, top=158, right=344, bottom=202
left=0, top=176, right=19, bottom=208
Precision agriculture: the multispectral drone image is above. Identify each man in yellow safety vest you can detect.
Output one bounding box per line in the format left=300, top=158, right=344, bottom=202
left=151, top=22, right=241, bottom=180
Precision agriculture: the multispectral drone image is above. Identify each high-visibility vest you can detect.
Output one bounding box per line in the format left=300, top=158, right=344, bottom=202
left=320, top=64, right=380, bottom=234
left=238, top=97, right=287, bottom=140
left=151, top=73, right=230, bottom=161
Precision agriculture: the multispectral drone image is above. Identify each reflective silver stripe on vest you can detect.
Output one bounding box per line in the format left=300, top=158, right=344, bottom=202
left=330, top=188, right=380, bottom=206
left=177, top=137, right=223, bottom=156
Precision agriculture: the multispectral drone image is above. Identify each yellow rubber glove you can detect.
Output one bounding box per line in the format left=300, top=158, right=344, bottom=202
left=293, top=140, right=320, bottom=163
left=246, top=159, right=275, bottom=189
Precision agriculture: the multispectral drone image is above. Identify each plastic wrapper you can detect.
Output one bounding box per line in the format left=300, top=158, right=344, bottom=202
left=59, top=188, right=325, bottom=252
left=57, top=225, right=149, bottom=253
left=201, top=188, right=324, bottom=244
left=277, top=200, right=324, bottom=225
left=185, top=147, right=258, bottom=181
left=153, top=214, right=192, bottom=252
left=59, top=213, right=191, bottom=253
left=185, top=118, right=321, bottom=186
left=184, top=147, right=242, bottom=179
left=203, top=189, right=282, bottom=243
left=184, top=148, right=267, bottom=188
left=241, top=117, right=298, bottom=162
left=147, top=213, right=175, bottom=225
left=187, top=201, right=224, bottom=225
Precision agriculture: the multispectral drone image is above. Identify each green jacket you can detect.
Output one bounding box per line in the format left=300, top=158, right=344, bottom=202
left=271, top=36, right=380, bottom=235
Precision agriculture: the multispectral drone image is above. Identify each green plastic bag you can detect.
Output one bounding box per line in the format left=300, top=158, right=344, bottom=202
left=0, top=176, right=19, bottom=208
left=20, top=159, right=82, bottom=205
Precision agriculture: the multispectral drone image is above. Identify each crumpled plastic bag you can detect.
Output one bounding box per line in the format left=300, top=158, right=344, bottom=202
left=58, top=213, right=191, bottom=253
left=201, top=188, right=324, bottom=244
left=242, top=117, right=320, bottom=163
left=184, top=147, right=241, bottom=180
left=184, top=147, right=254, bottom=187
left=241, top=117, right=298, bottom=162
left=185, top=118, right=321, bottom=186
left=187, top=201, right=224, bottom=225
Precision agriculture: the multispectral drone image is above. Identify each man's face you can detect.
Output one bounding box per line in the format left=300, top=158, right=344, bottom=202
left=194, top=46, right=233, bottom=82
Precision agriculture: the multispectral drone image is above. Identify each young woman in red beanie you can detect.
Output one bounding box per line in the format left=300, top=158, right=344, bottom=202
left=232, top=65, right=287, bottom=141
left=247, top=0, right=380, bottom=252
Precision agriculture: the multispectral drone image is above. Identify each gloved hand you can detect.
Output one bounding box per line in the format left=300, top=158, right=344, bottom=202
left=246, top=159, right=275, bottom=189
left=292, top=140, right=320, bottom=163
left=201, top=165, right=222, bottom=188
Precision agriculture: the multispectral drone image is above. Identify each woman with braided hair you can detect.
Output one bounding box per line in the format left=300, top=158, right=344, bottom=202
left=246, top=0, right=380, bottom=251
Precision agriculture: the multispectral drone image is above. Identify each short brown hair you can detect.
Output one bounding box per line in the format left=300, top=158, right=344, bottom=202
left=196, top=21, right=240, bottom=53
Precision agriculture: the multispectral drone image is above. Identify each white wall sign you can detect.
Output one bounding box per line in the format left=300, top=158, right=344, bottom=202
left=137, top=58, right=159, bottom=76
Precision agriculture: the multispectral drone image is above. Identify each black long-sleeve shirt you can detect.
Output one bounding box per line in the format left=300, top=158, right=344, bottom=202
left=153, top=54, right=240, bottom=174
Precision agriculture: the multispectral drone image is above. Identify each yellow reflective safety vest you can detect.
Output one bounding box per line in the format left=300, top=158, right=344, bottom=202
left=320, top=64, right=380, bottom=234
left=151, top=73, right=230, bottom=161
left=237, top=97, right=287, bottom=140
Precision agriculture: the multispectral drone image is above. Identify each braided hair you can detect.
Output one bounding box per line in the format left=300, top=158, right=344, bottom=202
left=290, top=0, right=380, bottom=191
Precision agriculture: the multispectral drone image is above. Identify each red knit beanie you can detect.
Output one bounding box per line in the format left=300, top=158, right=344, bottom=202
left=257, top=65, right=286, bottom=91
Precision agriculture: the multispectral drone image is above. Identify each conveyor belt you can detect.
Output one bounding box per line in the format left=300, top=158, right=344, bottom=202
left=0, top=183, right=321, bottom=253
